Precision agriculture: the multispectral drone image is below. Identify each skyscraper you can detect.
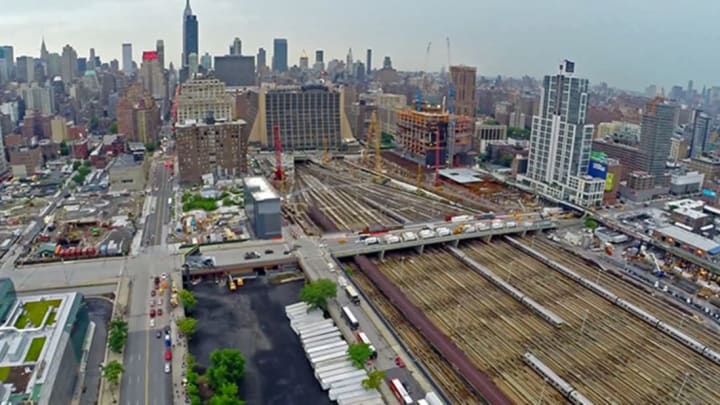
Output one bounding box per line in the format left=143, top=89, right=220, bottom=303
left=257, top=48, right=267, bottom=74
left=639, top=98, right=676, bottom=184
left=299, top=53, right=309, bottom=70
left=60, top=45, right=78, bottom=83
left=520, top=60, right=604, bottom=207
left=200, top=53, right=212, bottom=70
left=140, top=51, right=166, bottom=100
left=40, top=39, right=48, bottom=61
left=314, top=50, right=324, bottom=71
left=156, top=40, right=165, bottom=69
left=229, top=38, right=242, bottom=55
left=366, top=49, right=372, bottom=75
left=122, top=43, right=133, bottom=75
left=88, top=48, right=96, bottom=70
left=182, top=1, right=199, bottom=67
left=272, top=39, right=288, bottom=73
left=345, top=48, right=353, bottom=75
left=691, top=110, right=711, bottom=158
left=15, top=56, right=34, bottom=83
left=214, top=55, right=255, bottom=86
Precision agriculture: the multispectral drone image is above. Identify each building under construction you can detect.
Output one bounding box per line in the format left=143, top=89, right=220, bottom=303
left=396, top=108, right=473, bottom=167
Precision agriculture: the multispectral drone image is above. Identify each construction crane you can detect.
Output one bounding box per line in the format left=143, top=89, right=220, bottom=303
left=372, top=111, right=383, bottom=182
left=445, top=36, right=456, bottom=168
left=273, top=123, right=285, bottom=194
left=322, top=137, right=330, bottom=164
left=415, top=42, right=432, bottom=111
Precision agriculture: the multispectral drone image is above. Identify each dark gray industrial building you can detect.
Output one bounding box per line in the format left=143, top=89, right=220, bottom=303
left=243, top=176, right=281, bottom=239
left=213, top=55, right=255, bottom=87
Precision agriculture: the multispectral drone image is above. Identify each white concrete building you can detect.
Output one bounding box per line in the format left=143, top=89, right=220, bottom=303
left=518, top=61, right=604, bottom=207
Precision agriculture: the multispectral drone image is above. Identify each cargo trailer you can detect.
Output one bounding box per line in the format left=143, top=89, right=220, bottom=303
left=320, top=369, right=367, bottom=390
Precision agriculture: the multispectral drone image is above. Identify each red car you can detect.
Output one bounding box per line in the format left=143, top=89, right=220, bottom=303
left=165, top=349, right=172, bottom=361
left=149, top=309, right=156, bottom=318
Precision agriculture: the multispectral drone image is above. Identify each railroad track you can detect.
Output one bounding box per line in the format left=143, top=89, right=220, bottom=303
left=351, top=270, right=481, bottom=404
left=528, top=237, right=720, bottom=352
left=458, top=240, right=720, bottom=404
left=291, top=163, right=472, bottom=231
left=376, top=251, right=565, bottom=404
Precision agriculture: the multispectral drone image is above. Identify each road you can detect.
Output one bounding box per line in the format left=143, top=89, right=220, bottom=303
left=121, top=153, right=176, bottom=405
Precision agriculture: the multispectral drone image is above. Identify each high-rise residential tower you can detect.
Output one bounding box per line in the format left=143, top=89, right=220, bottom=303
left=450, top=65, right=477, bottom=117
left=272, top=39, right=288, bottom=73
left=640, top=98, right=676, bottom=184
left=182, top=0, right=199, bottom=67
left=122, top=43, right=133, bottom=75
left=520, top=60, right=604, bottom=207
left=691, top=110, right=711, bottom=159
left=257, top=48, right=267, bottom=74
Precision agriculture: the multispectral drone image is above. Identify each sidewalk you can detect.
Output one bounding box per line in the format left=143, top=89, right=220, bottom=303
left=169, top=272, right=190, bottom=405
left=97, top=276, right=131, bottom=404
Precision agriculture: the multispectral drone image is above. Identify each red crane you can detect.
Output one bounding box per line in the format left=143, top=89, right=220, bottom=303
left=273, top=123, right=284, bottom=181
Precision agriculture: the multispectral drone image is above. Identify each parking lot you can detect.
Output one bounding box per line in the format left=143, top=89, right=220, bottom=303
left=189, top=279, right=331, bottom=405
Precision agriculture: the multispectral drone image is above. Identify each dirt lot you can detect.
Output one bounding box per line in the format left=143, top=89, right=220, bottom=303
left=189, top=279, right=331, bottom=405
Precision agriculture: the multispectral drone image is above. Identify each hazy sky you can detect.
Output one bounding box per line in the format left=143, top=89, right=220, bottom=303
left=2, top=0, right=719, bottom=91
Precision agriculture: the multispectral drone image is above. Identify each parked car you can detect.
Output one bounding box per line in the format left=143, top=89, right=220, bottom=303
left=149, top=309, right=156, bottom=318
left=157, top=308, right=163, bottom=316
left=264, top=249, right=274, bottom=254
left=164, top=362, right=171, bottom=373
left=164, top=350, right=172, bottom=361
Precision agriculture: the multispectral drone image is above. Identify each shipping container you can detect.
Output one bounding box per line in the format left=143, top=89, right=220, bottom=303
left=302, top=331, right=342, bottom=345
left=301, top=325, right=341, bottom=339
left=304, top=337, right=345, bottom=351
left=329, top=383, right=368, bottom=401
left=314, top=361, right=354, bottom=379
left=310, top=350, right=350, bottom=367
left=306, top=341, right=348, bottom=355
left=320, top=369, right=367, bottom=390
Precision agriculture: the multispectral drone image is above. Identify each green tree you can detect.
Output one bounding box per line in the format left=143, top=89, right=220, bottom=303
left=83, top=160, right=91, bottom=168
left=102, top=359, right=124, bottom=401
left=299, top=279, right=337, bottom=311
left=108, top=319, right=128, bottom=353
left=176, top=317, right=198, bottom=338
left=347, top=343, right=374, bottom=368
left=206, top=349, right=245, bottom=388
left=179, top=289, right=197, bottom=312
left=109, top=121, right=118, bottom=134
left=59, top=141, right=69, bottom=156
left=72, top=160, right=82, bottom=170
left=209, top=382, right=245, bottom=405
left=584, top=217, right=599, bottom=230
left=145, top=142, right=157, bottom=153
left=102, top=360, right=124, bottom=385
left=362, top=369, right=385, bottom=390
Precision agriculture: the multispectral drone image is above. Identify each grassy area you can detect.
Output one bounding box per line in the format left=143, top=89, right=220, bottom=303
left=24, top=337, right=47, bottom=362
left=0, top=367, right=9, bottom=382
left=14, top=299, right=62, bottom=329
left=46, top=311, right=57, bottom=326
left=182, top=193, right=218, bottom=212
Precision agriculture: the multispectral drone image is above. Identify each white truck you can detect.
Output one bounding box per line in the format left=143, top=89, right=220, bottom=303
left=363, top=237, right=380, bottom=246
left=435, top=227, right=451, bottom=237
left=384, top=234, right=401, bottom=244
left=418, top=229, right=436, bottom=239
left=401, top=231, right=417, bottom=242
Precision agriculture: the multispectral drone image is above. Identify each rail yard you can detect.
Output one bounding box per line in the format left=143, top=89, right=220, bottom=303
left=348, top=239, right=720, bottom=404
left=287, top=162, right=474, bottom=233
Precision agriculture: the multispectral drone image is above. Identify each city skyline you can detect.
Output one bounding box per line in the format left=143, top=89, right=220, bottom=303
left=2, top=0, right=720, bottom=91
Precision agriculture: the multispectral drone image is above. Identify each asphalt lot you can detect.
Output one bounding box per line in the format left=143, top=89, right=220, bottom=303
left=189, top=280, right=331, bottom=405
left=80, top=298, right=113, bottom=405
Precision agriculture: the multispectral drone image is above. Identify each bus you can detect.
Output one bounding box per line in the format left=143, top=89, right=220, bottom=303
left=341, top=306, right=359, bottom=330
left=345, top=285, right=360, bottom=305
left=355, top=331, right=377, bottom=359
left=389, top=378, right=413, bottom=404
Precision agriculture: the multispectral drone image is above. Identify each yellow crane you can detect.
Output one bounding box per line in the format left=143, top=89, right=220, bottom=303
left=372, top=112, right=383, bottom=181
left=322, top=137, right=330, bottom=164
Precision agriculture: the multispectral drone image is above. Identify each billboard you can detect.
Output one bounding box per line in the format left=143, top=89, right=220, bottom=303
left=590, top=151, right=608, bottom=164
left=587, top=160, right=608, bottom=180
left=605, top=172, right=615, bottom=191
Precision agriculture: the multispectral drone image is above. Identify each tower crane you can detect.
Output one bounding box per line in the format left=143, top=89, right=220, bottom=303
left=415, top=41, right=432, bottom=111
left=273, top=123, right=285, bottom=195
left=446, top=36, right=456, bottom=168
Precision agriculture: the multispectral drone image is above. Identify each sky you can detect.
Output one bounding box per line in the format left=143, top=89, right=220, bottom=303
left=2, top=0, right=720, bottom=91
